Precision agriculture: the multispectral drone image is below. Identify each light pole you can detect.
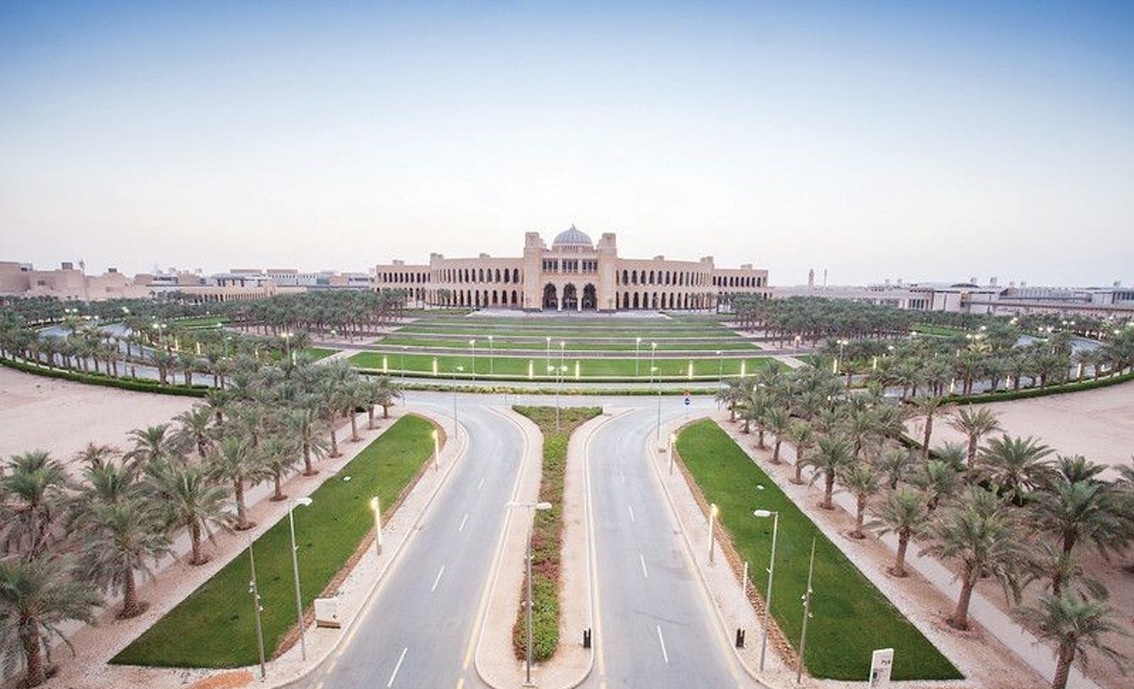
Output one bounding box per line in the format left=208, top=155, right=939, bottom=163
left=432, top=429, right=440, bottom=471
left=469, top=339, right=476, bottom=381
left=247, top=539, right=266, bottom=679
left=708, top=503, right=719, bottom=563
left=753, top=509, right=779, bottom=672
left=369, top=496, right=382, bottom=555
left=652, top=342, right=660, bottom=442
left=400, top=345, right=407, bottom=380
left=717, top=350, right=723, bottom=385
left=282, top=331, right=292, bottom=361
left=835, top=338, right=848, bottom=375
left=506, top=501, right=553, bottom=687
left=668, top=432, right=676, bottom=475
left=488, top=335, right=494, bottom=376
left=546, top=336, right=551, bottom=376
left=288, top=496, right=313, bottom=661
left=797, top=537, right=817, bottom=684
left=452, top=365, right=464, bottom=433
left=635, top=336, right=642, bottom=378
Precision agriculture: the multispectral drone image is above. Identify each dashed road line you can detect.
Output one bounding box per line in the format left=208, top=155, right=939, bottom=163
left=387, top=646, right=408, bottom=687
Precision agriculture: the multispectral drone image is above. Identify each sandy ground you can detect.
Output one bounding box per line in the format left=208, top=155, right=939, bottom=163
left=0, top=366, right=196, bottom=464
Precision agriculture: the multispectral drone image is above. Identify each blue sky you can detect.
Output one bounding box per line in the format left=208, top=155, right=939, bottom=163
left=2, top=1, right=1132, bottom=286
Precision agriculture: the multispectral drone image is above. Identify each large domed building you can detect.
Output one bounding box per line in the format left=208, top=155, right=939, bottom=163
left=374, top=227, right=769, bottom=312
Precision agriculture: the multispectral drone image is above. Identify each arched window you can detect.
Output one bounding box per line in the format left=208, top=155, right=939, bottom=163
left=495, top=269, right=501, bottom=283
left=513, top=268, right=520, bottom=283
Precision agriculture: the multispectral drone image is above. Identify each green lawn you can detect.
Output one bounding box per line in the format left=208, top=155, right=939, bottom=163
left=375, top=335, right=757, bottom=352
left=348, top=351, right=771, bottom=380
left=676, top=420, right=961, bottom=681
left=300, top=347, right=337, bottom=361
left=112, top=415, right=436, bottom=668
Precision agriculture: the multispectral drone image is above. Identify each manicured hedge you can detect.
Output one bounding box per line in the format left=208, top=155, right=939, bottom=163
left=0, top=357, right=208, bottom=397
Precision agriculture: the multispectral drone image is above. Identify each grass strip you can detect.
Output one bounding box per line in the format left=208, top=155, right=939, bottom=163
left=676, top=420, right=961, bottom=681
left=510, top=406, right=602, bottom=661
left=111, top=414, right=437, bottom=668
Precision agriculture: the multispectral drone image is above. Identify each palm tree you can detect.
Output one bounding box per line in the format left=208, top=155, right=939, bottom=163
left=913, top=459, right=962, bottom=513
left=371, top=375, right=403, bottom=421
left=77, top=496, right=172, bottom=618
left=869, top=486, right=930, bottom=577
left=911, top=396, right=945, bottom=459
left=947, top=407, right=1001, bottom=470
left=288, top=406, right=328, bottom=476
left=0, top=451, right=73, bottom=558
left=804, top=435, right=855, bottom=510
left=0, top=556, right=102, bottom=687
left=171, top=405, right=215, bottom=459
left=144, top=461, right=233, bottom=565
left=844, top=463, right=881, bottom=539
left=765, top=406, right=792, bottom=464
left=921, top=486, right=1029, bottom=630
left=124, top=424, right=175, bottom=472
left=259, top=433, right=302, bottom=501
left=1020, top=592, right=1128, bottom=689
left=977, top=435, right=1055, bottom=505
left=786, top=420, right=816, bottom=484
left=715, top=377, right=751, bottom=422
left=205, top=437, right=266, bottom=530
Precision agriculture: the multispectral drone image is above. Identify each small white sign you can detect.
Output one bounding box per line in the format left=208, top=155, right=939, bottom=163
left=314, top=597, right=341, bottom=628
left=869, top=648, right=894, bottom=688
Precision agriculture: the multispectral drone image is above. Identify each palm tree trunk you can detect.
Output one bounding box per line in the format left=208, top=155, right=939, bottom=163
left=235, top=479, right=250, bottom=529
left=302, top=442, right=315, bottom=476
left=190, top=522, right=204, bottom=565
left=893, top=533, right=910, bottom=577
left=329, top=428, right=340, bottom=457
left=367, top=406, right=375, bottom=430
left=852, top=495, right=866, bottom=538
left=21, top=622, right=46, bottom=687
left=383, top=404, right=391, bottom=419
left=822, top=473, right=835, bottom=509
left=922, top=415, right=934, bottom=458
left=1052, top=642, right=1074, bottom=689
left=121, top=568, right=139, bottom=618
left=349, top=412, right=359, bottom=442
left=949, top=573, right=975, bottom=630
left=772, top=439, right=782, bottom=464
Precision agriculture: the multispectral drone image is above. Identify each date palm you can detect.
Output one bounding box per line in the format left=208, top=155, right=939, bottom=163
left=288, top=406, right=328, bottom=476
left=206, top=436, right=266, bottom=530
left=844, top=463, right=881, bottom=539
left=77, top=496, right=172, bottom=618
left=804, top=435, right=855, bottom=510
left=786, top=420, right=816, bottom=484
left=765, top=406, right=792, bottom=464
left=0, top=556, right=102, bottom=687
left=124, top=424, right=176, bottom=472
left=913, top=459, right=962, bottom=513
left=1, top=450, right=73, bottom=558
left=1021, top=592, right=1128, bottom=689
left=714, top=377, right=751, bottom=422
left=143, top=460, right=233, bottom=565
left=259, top=433, right=302, bottom=501
left=171, top=405, right=214, bottom=459
left=911, top=396, right=945, bottom=459
left=947, top=407, right=1001, bottom=470
left=921, top=486, right=1029, bottom=630
left=977, top=435, right=1055, bottom=505
left=868, top=485, right=930, bottom=577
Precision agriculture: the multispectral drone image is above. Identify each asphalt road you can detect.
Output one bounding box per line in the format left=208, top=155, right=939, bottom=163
left=584, top=402, right=752, bottom=689
left=301, top=400, right=525, bottom=689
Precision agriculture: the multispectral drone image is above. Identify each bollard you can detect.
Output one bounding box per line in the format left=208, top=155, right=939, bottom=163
left=583, top=628, right=592, bottom=648
left=735, top=628, right=745, bottom=648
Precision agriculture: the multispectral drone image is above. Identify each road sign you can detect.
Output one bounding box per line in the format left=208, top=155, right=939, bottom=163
left=683, top=391, right=691, bottom=406
left=869, top=648, right=894, bottom=688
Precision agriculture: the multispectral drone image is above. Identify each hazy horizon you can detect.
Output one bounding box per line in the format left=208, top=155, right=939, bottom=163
left=3, top=2, right=1132, bottom=288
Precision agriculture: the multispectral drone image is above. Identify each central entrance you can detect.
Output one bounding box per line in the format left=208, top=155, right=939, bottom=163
left=542, top=284, right=559, bottom=309
left=562, top=284, right=578, bottom=311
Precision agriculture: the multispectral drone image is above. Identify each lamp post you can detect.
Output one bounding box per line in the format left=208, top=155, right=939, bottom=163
left=753, top=509, right=779, bottom=671
left=797, top=537, right=817, bottom=685
left=635, top=336, right=642, bottom=378
left=835, top=338, right=848, bottom=374
left=651, top=342, right=660, bottom=441
left=247, top=539, right=267, bottom=679
left=400, top=345, right=407, bottom=380
left=431, top=429, right=440, bottom=471
left=506, top=501, right=553, bottom=687
left=452, top=365, right=464, bottom=433
left=282, top=331, right=292, bottom=360
left=546, top=336, right=551, bottom=376
left=369, top=496, right=382, bottom=555
left=469, top=339, right=476, bottom=381
left=488, top=335, right=494, bottom=376
left=708, top=503, right=719, bottom=563
left=717, top=350, right=723, bottom=385
left=668, top=432, right=676, bottom=475
left=288, top=496, right=313, bottom=661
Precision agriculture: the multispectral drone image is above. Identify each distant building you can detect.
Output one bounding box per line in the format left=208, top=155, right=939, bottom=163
left=373, top=227, right=771, bottom=312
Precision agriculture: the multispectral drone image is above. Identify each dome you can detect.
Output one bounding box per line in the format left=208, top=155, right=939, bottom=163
left=552, top=224, right=593, bottom=248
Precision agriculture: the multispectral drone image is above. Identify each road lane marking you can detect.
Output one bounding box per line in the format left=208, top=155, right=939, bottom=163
left=314, top=682, right=324, bottom=689
left=656, top=625, right=669, bottom=664
left=639, top=552, right=648, bottom=579
left=477, top=477, right=485, bottom=490
left=458, top=513, right=469, bottom=532
left=456, top=678, right=465, bottom=689
left=627, top=505, right=635, bottom=523
left=431, top=565, right=446, bottom=592
left=387, top=647, right=408, bottom=687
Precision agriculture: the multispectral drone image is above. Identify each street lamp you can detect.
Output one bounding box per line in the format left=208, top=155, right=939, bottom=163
left=652, top=342, right=661, bottom=442
left=469, top=339, right=476, bottom=381
left=835, top=339, right=848, bottom=375
left=635, top=336, right=642, bottom=378
left=668, top=432, right=676, bottom=475
left=708, top=503, right=719, bottom=563
left=282, top=331, right=293, bottom=360
left=797, top=537, right=817, bottom=685
left=369, top=496, right=382, bottom=555
left=506, top=501, right=553, bottom=687
left=488, top=335, right=494, bottom=376
left=247, top=539, right=267, bottom=679
left=400, top=345, right=407, bottom=380
left=717, top=350, right=723, bottom=385
left=452, top=365, right=464, bottom=433
left=288, top=496, right=314, bottom=661
left=753, top=509, right=780, bottom=671
left=546, top=336, right=551, bottom=375
left=431, top=429, right=440, bottom=471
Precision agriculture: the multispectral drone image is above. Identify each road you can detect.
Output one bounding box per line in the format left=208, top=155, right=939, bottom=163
left=584, top=403, right=752, bottom=689
left=301, top=400, right=525, bottom=689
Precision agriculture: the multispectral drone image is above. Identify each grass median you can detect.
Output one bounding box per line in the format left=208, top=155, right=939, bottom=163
left=676, top=420, right=961, bottom=681
left=111, top=414, right=437, bottom=668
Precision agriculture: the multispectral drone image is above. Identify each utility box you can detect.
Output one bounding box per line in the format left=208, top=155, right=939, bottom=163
left=314, top=597, right=341, bottom=628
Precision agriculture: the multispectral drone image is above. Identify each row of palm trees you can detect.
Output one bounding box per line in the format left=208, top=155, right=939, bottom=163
left=0, top=357, right=402, bottom=687
left=716, top=366, right=1133, bottom=689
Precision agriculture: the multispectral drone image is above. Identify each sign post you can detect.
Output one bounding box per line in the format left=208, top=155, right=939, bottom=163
left=869, top=648, right=894, bottom=688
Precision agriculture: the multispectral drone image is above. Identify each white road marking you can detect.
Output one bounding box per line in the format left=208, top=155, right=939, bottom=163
left=476, top=477, right=485, bottom=490
left=431, top=565, right=446, bottom=592
left=387, top=647, right=408, bottom=687
left=627, top=505, right=635, bottom=523
left=639, top=552, right=648, bottom=579
left=656, top=625, right=669, bottom=663
left=458, top=513, right=469, bottom=532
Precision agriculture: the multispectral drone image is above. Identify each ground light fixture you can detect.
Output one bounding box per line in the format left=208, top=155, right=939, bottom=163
left=506, top=501, right=553, bottom=687
left=753, top=508, right=779, bottom=671
left=289, top=496, right=314, bottom=661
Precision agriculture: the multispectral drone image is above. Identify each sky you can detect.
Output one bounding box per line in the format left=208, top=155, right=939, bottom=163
left=1, top=1, right=1132, bottom=287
